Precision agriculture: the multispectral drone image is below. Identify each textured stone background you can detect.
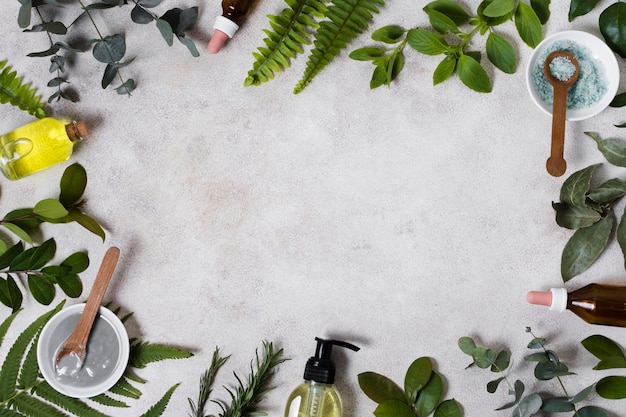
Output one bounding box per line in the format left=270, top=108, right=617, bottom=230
left=1, top=1, right=625, bottom=416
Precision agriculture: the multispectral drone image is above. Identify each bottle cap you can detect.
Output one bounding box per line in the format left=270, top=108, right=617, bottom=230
left=65, top=121, right=88, bottom=142
left=207, top=16, right=239, bottom=54
left=526, top=288, right=567, bottom=312
left=303, top=337, right=359, bottom=384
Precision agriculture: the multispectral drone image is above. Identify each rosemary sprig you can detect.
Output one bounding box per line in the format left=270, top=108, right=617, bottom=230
left=188, top=347, right=230, bottom=417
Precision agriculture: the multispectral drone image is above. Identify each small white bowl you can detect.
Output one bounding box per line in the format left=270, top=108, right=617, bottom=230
left=37, top=304, right=130, bottom=398
left=526, top=30, right=620, bottom=121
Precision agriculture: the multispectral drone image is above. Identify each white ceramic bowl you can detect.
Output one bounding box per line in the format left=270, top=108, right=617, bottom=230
left=526, top=30, right=620, bottom=121
left=37, top=304, right=130, bottom=398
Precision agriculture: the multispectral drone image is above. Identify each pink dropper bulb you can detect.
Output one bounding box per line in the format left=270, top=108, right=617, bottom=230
left=208, top=29, right=229, bottom=54
left=526, top=291, right=552, bottom=307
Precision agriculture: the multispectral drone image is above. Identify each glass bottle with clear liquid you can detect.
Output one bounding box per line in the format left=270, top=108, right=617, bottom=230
left=285, top=338, right=359, bottom=417
left=0, top=117, right=87, bottom=180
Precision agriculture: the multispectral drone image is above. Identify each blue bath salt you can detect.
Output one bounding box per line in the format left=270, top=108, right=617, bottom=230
left=532, top=39, right=608, bottom=109
left=549, top=56, right=576, bottom=81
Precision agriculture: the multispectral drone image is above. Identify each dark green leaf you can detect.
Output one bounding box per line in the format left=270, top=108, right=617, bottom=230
left=350, top=47, right=387, bottom=61
left=27, top=274, right=55, bottom=305
left=456, top=54, right=492, bottom=93
left=486, top=32, right=516, bottom=73
left=26, top=44, right=61, bottom=57
left=493, top=350, right=510, bottom=371
left=61, top=251, right=89, bottom=274
left=6, top=275, right=22, bottom=312
left=373, top=399, right=415, bottom=417
left=59, top=163, right=87, bottom=206
left=10, top=246, right=38, bottom=271
left=594, top=357, right=626, bottom=369
left=415, top=372, right=442, bottom=416
left=407, top=29, right=449, bottom=55
left=433, top=398, right=461, bottom=417
left=514, top=2, right=542, bottom=47
left=425, top=9, right=460, bottom=34
left=102, top=63, right=118, bottom=89
left=156, top=19, right=174, bottom=46
left=530, top=0, right=550, bottom=24
left=56, top=274, right=83, bottom=298
left=596, top=376, right=626, bottom=399
left=512, top=394, right=542, bottom=417
left=4, top=208, right=41, bottom=230
left=0, top=242, right=24, bottom=270
left=571, top=384, right=595, bottom=403
left=433, top=55, right=456, bottom=85
left=541, top=397, right=574, bottom=412
left=582, top=334, right=626, bottom=360
left=424, top=0, right=470, bottom=24
left=585, top=132, right=626, bottom=167
left=18, top=2, right=32, bottom=28
left=577, top=406, right=608, bottom=417
left=560, top=164, right=600, bottom=207
left=552, top=202, right=602, bottom=230
left=68, top=209, right=106, bottom=241
left=618, top=209, right=626, bottom=271
left=371, top=25, right=405, bottom=43
left=569, top=0, right=601, bottom=21
left=138, top=0, right=163, bottom=6
left=115, top=78, right=136, bottom=95
left=93, top=34, right=126, bottom=63
left=358, top=372, right=406, bottom=404
left=178, top=7, right=199, bottom=33
left=534, top=361, right=574, bottom=380
left=562, top=214, right=613, bottom=281
left=41, top=21, right=67, bottom=35
left=610, top=92, right=626, bottom=107
left=131, top=5, right=154, bottom=24
left=588, top=178, right=626, bottom=204
left=177, top=35, right=199, bottom=57
left=30, top=239, right=56, bottom=269
left=525, top=352, right=550, bottom=362
left=600, top=2, right=626, bottom=58
left=404, top=357, right=432, bottom=402
left=487, top=376, right=505, bottom=393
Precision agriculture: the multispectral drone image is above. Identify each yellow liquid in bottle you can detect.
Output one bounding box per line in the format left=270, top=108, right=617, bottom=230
left=285, top=382, right=342, bottom=417
left=0, top=118, right=75, bottom=180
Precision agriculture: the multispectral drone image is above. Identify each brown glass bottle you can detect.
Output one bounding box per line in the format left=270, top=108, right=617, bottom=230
left=207, top=0, right=257, bottom=53
left=527, top=284, right=626, bottom=327
left=221, top=0, right=255, bottom=22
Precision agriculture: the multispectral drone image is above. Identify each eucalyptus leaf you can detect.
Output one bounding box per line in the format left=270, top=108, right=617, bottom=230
left=358, top=372, right=406, bottom=404
left=458, top=336, right=476, bottom=356
left=596, top=376, right=626, bottom=399
left=599, top=2, right=626, bottom=58
left=102, top=63, right=118, bottom=89
left=540, top=397, right=574, bottom=412
left=577, top=406, right=608, bottom=417
left=456, top=54, right=492, bottom=93
left=552, top=202, right=602, bottom=230
left=404, top=357, right=432, bottom=402
left=92, top=34, right=126, bottom=63
left=115, top=78, right=136, bottom=95
left=618, top=210, right=626, bottom=270
left=514, top=2, right=542, bottom=47
left=433, top=55, right=456, bottom=85
left=486, top=32, right=515, bottom=73
left=512, top=394, right=542, bottom=417
left=138, top=0, right=163, bottom=7
left=493, top=350, right=510, bottom=371
left=559, top=164, right=600, bottom=207
left=156, top=19, right=174, bottom=46
left=534, top=361, right=573, bottom=380
left=569, top=0, right=601, bottom=21
left=177, top=35, right=199, bottom=58
left=472, top=346, right=497, bottom=368
left=561, top=214, right=613, bottom=281
left=486, top=376, right=505, bottom=393
left=585, top=132, right=626, bottom=167
left=571, top=384, right=595, bottom=403
left=415, top=372, right=443, bottom=416
left=18, top=1, right=32, bottom=28
left=131, top=5, right=154, bottom=24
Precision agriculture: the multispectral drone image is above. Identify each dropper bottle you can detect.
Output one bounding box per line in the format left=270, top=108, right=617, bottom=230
left=527, top=283, right=626, bottom=327
left=0, top=117, right=88, bottom=180
left=284, top=337, right=360, bottom=417
left=207, top=0, right=257, bottom=54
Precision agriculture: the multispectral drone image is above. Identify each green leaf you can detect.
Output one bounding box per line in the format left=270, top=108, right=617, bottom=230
left=358, top=372, right=406, bottom=403
left=582, top=334, right=625, bottom=360
left=131, top=4, right=154, bottom=24
left=371, top=25, right=405, bottom=43
left=559, top=164, right=600, bottom=207
left=3, top=208, right=40, bottom=231
left=534, top=361, right=574, bottom=380
left=585, top=132, right=626, bottom=167
left=433, top=398, right=461, bottom=417
left=618, top=209, right=626, bottom=271
left=569, top=0, right=601, bottom=21
left=594, top=357, right=626, bottom=369
left=115, top=79, right=136, bottom=95
left=486, top=32, right=516, bottom=73
left=577, top=406, right=608, bottom=417
left=530, top=0, right=550, bottom=24
left=93, top=34, right=126, bottom=63
left=27, top=274, right=55, bottom=305
left=407, top=29, right=449, bottom=55
left=30, top=238, right=56, bottom=269
left=483, top=0, right=515, bottom=17
left=2, top=222, right=32, bottom=244
left=541, top=397, right=574, bottom=412
left=514, top=2, right=542, bottom=47
left=610, top=92, right=626, bottom=107
left=493, top=350, right=510, bottom=371
left=424, top=0, right=470, bottom=24
left=0, top=242, right=24, bottom=269
left=35, top=381, right=111, bottom=417
left=486, top=376, right=504, bottom=393
left=588, top=178, right=626, bottom=205
left=18, top=1, right=32, bottom=28
left=458, top=336, right=476, bottom=356
left=138, top=383, right=179, bottom=417
left=61, top=251, right=90, bottom=274
left=561, top=214, right=614, bottom=281
left=156, top=18, right=174, bottom=46
left=415, top=372, right=442, bottom=416
left=370, top=64, right=388, bottom=89
left=129, top=341, right=193, bottom=368
left=404, top=357, right=432, bottom=403
left=472, top=346, right=497, bottom=368
left=373, top=399, right=415, bottom=417
left=433, top=55, right=456, bottom=85
left=56, top=274, right=83, bottom=298
left=456, top=54, right=492, bottom=93
left=552, top=202, right=602, bottom=230
left=599, top=2, right=626, bottom=58
left=512, top=394, right=542, bottom=417
left=425, top=8, right=460, bottom=34
left=33, top=199, right=69, bottom=220
left=596, top=376, right=626, bottom=399
left=68, top=209, right=106, bottom=241
left=349, top=47, right=387, bottom=61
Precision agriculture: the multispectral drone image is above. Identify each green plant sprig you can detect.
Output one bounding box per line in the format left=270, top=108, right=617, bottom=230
left=188, top=341, right=288, bottom=417
left=0, top=302, right=192, bottom=417
left=350, top=0, right=547, bottom=93
left=0, top=59, right=46, bottom=118
left=358, top=356, right=461, bottom=417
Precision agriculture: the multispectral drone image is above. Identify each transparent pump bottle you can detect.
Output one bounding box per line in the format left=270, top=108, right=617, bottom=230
left=527, top=283, right=626, bottom=327
left=285, top=337, right=360, bottom=417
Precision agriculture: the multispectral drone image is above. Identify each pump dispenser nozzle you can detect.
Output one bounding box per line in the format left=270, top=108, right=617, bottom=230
left=304, top=338, right=360, bottom=384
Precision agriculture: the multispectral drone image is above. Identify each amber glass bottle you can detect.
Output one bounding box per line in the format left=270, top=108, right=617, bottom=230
left=527, top=284, right=626, bottom=327
left=207, top=0, right=257, bottom=53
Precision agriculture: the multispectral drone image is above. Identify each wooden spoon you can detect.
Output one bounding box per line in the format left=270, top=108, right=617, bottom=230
left=544, top=50, right=580, bottom=177
left=55, top=247, right=120, bottom=370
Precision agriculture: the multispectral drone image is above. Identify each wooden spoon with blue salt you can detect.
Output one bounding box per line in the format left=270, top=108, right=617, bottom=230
left=544, top=50, right=580, bottom=177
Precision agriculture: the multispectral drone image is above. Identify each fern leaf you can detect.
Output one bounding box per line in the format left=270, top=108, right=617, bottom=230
left=245, top=0, right=329, bottom=86
left=16, top=331, right=39, bottom=389
left=34, top=381, right=111, bottom=417
left=108, top=376, right=142, bottom=399
left=0, top=309, right=21, bottom=347
left=294, top=0, right=384, bottom=93
left=138, top=384, right=179, bottom=417
left=129, top=341, right=193, bottom=369
left=12, top=392, right=67, bottom=417
left=88, top=393, right=129, bottom=408
left=0, top=60, right=46, bottom=118
left=0, top=407, right=26, bottom=416
left=0, top=302, right=63, bottom=402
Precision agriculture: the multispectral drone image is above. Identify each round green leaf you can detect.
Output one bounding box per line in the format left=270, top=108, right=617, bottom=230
left=373, top=399, right=415, bottom=417
left=600, top=2, right=626, bottom=58
left=92, top=34, right=126, bottom=63
left=597, top=376, right=626, bottom=399
left=33, top=199, right=69, bottom=220
left=561, top=214, right=613, bottom=281
left=407, top=29, right=449, bottom=55
left=486, top=32, right=516, bottom=74
left=513, top=394, right=542, bottom=417
left=28, top=274, right=55, bottom=305
left=458, top=336, right=476, bottom=356
left=514, top=2, right=542, bottom=47
left=434, top=398, right=461, bottom=417
left=358, top=372, right=406, bottom=404
left=404, top=357, right=432, bottom=402
left=59, top=163, right=88, bottom=206
left=456, top=54, right=492, bottom=93
left=131, top=4, right=154, bottom=24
